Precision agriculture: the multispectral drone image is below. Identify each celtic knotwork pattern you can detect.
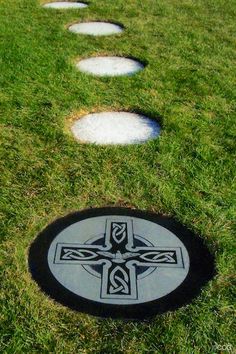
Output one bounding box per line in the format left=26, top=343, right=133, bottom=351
left=111, top=222, right=127, bottom=244
left=54, top=219, right=184, bottom=300
left=60, top=248, right=99, bottom=261
left=139, top=251, right=177, bottom=263
left=109, top=266, right=130, bottom=295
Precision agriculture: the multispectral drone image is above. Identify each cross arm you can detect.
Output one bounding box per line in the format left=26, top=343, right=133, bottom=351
left=133, top=247, right=185, bottom=268
left=53, top=243, right=105, bottom=264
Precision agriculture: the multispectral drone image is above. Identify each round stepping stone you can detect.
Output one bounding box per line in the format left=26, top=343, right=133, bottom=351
left=71, top=112, right=161, bottom=145
left=68, top=22, right=123, bottom=36
left=29, top=207, right=215, bottom=319
left=76, top=56, right=144, bottom=76
left=43, top=2, right=88, bottom=9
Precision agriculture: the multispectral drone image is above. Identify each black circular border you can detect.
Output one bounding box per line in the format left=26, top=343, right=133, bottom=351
left=28, top=207, right=215, bottom=320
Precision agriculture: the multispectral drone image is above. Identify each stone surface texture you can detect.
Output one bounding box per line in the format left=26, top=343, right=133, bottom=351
left=71, top=112, right=161, bottom=145
left=43, top=2, right=88, bottom=9
left=76, top=56, right=144, bottom=76
left=69, top=22, right=123, bottom=36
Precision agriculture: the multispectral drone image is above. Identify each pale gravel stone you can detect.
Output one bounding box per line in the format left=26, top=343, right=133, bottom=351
left=71, top=112, right=161, bottom=145
left=69, top=22, right=123, bottom=36
left=76, top=56, right=144, bottom=76
left=43, top=2, right=88, bottom=9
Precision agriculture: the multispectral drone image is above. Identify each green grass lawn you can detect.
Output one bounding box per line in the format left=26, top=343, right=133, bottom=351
left=0, top=0, right=235, bottom=352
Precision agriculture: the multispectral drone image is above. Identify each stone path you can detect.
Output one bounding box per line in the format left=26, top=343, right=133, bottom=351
left=42, top=1, right=160, bottom=144
left=27, top=1, right=215, bottom=320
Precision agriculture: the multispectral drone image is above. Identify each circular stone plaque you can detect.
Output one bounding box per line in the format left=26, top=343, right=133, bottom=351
left=29, top=208, right=215, bottom=319
left=71, top=112, right=161, bottom=145
left=76, top=56, right=144, bottom=76
left=68, top=22, right=123, bottom=36
left=43, top=2, right=88, bottom=9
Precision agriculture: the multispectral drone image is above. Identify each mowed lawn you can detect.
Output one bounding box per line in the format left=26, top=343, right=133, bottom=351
left=0, top=0, right=235, bottom=353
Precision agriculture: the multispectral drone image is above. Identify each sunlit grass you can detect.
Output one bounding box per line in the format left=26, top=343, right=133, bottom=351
left=0, top=0, right=235, bottom=352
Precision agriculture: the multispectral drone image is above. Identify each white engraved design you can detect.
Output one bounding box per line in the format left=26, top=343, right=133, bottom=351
left=61, top=249, right=98, bottom=261
left=111, top=223, right=127, bottom=244
left=109, top=266, right=130, bottom=294
left=139, top=251, right=176, bottom=263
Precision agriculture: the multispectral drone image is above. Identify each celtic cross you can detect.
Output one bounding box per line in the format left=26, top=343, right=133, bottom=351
left=54, top=219, right=185, bottom=299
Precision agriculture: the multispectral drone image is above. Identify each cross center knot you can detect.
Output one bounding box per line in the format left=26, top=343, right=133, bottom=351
left=97, top=250, right=141, bottom=264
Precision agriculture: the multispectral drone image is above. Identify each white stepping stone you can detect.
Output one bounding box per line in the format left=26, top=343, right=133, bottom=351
left=71, top=112, right=161, bottom=145
left=76, top=56, right=144, bottom=76
left=43, top=2, right=88, bottom=9
left=68, top=22, right=123, bottom=36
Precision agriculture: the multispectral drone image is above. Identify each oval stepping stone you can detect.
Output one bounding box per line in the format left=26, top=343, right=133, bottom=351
left=43, top=2, right=88, bottom=9
left=69, top=22, right=123, bottom=36
left=71, top=112, right=161, bottom=145
left=76, top=56, right=144, bottom=76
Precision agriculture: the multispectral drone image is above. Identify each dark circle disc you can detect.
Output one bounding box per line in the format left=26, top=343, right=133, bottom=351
left=28, top=207, right=215, bottom=320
